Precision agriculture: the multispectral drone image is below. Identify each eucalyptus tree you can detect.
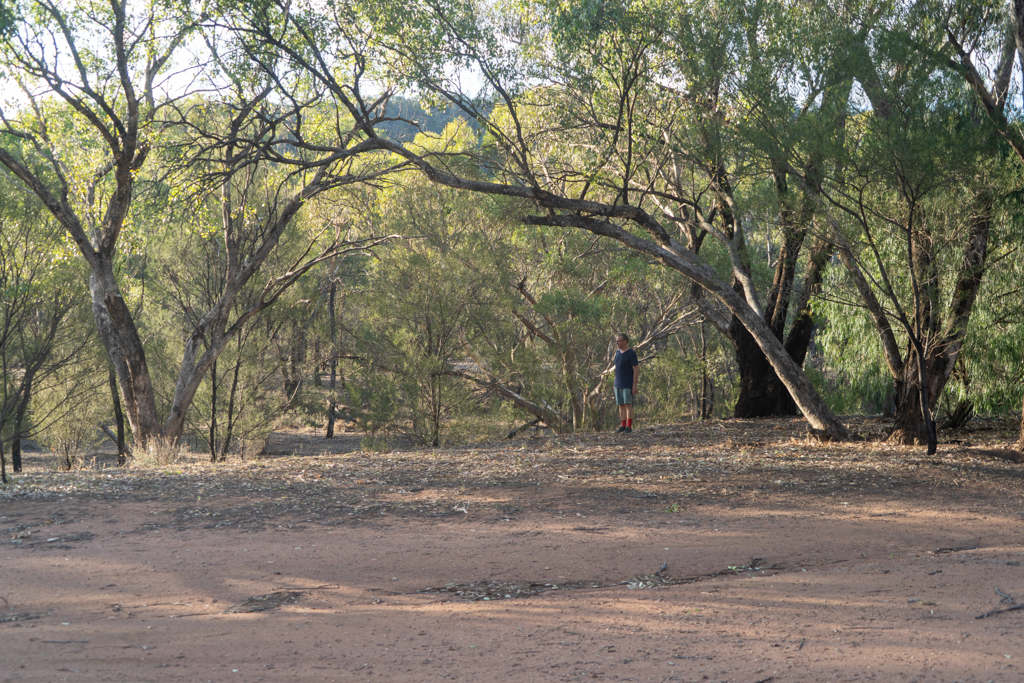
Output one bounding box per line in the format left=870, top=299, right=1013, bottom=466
left=819, top=115, right=1001, bottom=453
left=932, top=0, right=1024, bottom=452
left=528, top=0, right=853, bottom=419
left=337, top=124, right=697, bottom=438
left=234, top=0, right=853, bottom=439
left=0, top=0, right=205, bottom=447
left=0, top=197, right=90, bottom=480
left=395, top=1, right=849, bottom=439
left=151, top=79, right=400, bottom=443
left=797, top=1, right=1016, bottom=453
left=0, top=0, right=403, bottom=449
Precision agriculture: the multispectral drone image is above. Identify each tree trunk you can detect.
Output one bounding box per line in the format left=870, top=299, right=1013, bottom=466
left=441, top=368, right=567, bottom=433
left=1017, top=393, right=1023, bottom=453
left=731, top=321, right=796, bottom=418
left=326, top=402, right=336, bottom=438
left=283, top=320, right=305, bottom=400
left=564, top=367, right=585, bottom=431
left=162, top=327, right=233, bottom=445
left=209, top=359, right=218, bottom=463
left=90, top=265, right=162, bottom=448
left=11, top=367, right=34, bottom=473
left=430, top=376, right=442, bottom=447
left=732, top=232, right=831, bottom=419
left=326, top=277, right=338, bottom=439
left=0, top=435, right=6, bottom=485
left=888, top=348, right=948, bottom=448
left=219, top=344, right=241, bottom=463
left=890, top=380, right=932, bottom=447
left=108, top=367, right=127, bottom=465
left=10, top=424, right=22, bottom=473
left=699, top=322, right=710, bottom=420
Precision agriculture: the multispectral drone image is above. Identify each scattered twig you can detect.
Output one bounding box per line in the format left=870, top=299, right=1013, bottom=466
left=932, top=545, right=978, bottom=554
left=506, top=419, right=542, bottom=439
left=995, top=588, right=1016, bottom=604
left=975, top=603, right=1024, bottom=619
left=795, top=559, right=847, bottom=568
left=42, top=640, right=89, bottom=644
left=17, top=537, right=61, bottom=547
left=225, top=590, right=305, bottom=614
left=0, top=612, right=41, bottom=623
left=0, top=596, right=8, bottom=611
left=417, top=560, right=767, bottom=601
left=754, top=677, right=775, bottom=683
left=15, top=533, right=93, bottom=547
left=797, top=638, right=805, bottom=650
left=843, top=626, right=893, bottom=630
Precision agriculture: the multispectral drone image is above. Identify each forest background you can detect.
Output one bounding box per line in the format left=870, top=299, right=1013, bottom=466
left=1, top=0, right=1024, bottom=478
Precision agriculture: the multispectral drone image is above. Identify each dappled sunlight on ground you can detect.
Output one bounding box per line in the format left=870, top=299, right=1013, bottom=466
left=2, top=417, right=1023, bottom=681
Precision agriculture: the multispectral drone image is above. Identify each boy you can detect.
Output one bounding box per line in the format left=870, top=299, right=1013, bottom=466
left=613, top=333, right=638, bottom=433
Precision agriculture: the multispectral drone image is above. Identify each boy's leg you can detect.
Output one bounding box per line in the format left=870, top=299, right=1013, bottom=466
left=615, top=391, right=629, bottom=432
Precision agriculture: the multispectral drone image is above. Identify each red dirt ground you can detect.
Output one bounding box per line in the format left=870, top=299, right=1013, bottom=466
left=2, top=417, right=1023, bottom=682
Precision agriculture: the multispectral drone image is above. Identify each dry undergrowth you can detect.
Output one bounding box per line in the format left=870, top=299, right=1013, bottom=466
left=2, top=417, right=1022, bottom=532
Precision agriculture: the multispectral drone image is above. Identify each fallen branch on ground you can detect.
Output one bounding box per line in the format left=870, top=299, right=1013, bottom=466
left=506, top=419, right=542, bottom=439
left=976, top=603, right=1024, bottom=619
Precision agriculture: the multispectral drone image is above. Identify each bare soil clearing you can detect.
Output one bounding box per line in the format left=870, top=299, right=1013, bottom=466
left=2, top=417, right=1023, bottom=682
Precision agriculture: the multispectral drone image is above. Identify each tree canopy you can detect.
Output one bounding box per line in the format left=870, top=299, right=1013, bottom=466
left=1, top=0, right=1023, bottom=469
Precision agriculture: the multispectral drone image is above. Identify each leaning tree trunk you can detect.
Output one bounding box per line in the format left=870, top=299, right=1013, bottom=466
left=731, top=322, right=799, bottom=417
left=730, top=287, right=824, bottom=419
left=732, top=205, right=806, bottom=418
left=732, top=229, right=831, bottom=419
left=90, top=264, right=162, bottom=448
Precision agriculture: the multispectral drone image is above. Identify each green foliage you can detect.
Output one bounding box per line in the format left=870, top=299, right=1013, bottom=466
left=956, top=218, right=1024, bottom=414
left=642, top=332, right=737, bottom=422
left=32, top=353, right=108, bottom=470
left=344, top=208, right=495, bottom=445
left=0, top=0, right=15, bottom=37
left=3, top=0, right=1023, bottom=461
left=348, top=373, right=402, bottom=439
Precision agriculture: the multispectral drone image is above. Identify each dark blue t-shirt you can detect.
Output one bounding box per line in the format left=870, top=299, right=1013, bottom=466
left=614, top=348, right=638, bottom=388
